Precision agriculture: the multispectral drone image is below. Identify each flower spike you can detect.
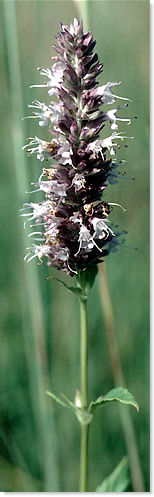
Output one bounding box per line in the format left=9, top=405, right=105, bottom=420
left=22, top=19, right=133, bottom=275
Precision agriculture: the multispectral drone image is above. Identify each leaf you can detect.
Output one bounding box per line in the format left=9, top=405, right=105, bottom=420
left=46, top=391, right=93, bottom=425
left=47, top=390, right=78, bottom=414
left=95, top=456, right=130, bottom=492
left=77, top=264, right=98, bottom=291
left=46, top=390, right=80, bottom=413
left=46, top=390, right=68, bottom=408
left=103, top=388, right=139, bottom=411
left=60, top=393, right=77, bottom=410
left=89, top=387, right=139, bottom=413
left=46, top=276, right=83, bottom=297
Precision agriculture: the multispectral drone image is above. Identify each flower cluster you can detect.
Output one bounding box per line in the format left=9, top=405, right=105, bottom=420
left=22, top=19, right=134, bottom=276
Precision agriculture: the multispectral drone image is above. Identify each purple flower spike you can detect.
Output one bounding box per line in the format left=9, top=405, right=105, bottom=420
left=22, top=18, right=133, bottom=276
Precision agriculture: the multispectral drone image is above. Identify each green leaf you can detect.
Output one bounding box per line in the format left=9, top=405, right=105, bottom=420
left=89, top=387, right=139, bottom=413
left=77, top=264, right=98, bottom=291
left=95, top=456, right=130, bottom=492
left=46, top=276, right=83, bottom=297
left=46, top=391, right=79, bottom=413
left=60, top=393, right=77, bottom=410
left=47, top=391, right=93, bottom=425
left=46, top=390, right=69, bottom=408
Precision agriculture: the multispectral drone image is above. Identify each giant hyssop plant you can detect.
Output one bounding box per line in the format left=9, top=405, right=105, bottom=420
left=21, top=18, right=138, bottom=492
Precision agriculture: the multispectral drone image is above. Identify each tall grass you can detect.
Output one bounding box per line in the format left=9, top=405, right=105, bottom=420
left=2, top=1, right=59, bottom=491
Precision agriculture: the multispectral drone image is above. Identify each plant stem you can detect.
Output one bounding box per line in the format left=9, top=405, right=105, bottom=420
left=74, top=1, right=90, bottom=487
left=99, top=263, right=145, bottom=492
left=80, top=297, right=88, bottom=407
left=79, top=293, right=89, bottom=492
left=80, top=424, right=89, bottom=492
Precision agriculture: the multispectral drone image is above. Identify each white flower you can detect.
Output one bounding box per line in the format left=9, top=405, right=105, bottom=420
left=57, top=140, right=73, bottom=165
left=70, top=212, right=82, bottom=224
left=49, top=180, right=68, bottom=201
left=22, top=136, right=59, bottom=162
left=95, top=82, right=131, bottom=105
left=23, top=101, right=63, bottom=127
left=56, top=248, right=69, bottom=261
left=72, top=173, right=86, bottom=192
left=35, top=173, right=68, bottom=201
left=91, top=218, right=115, bottom=239
left=89, top=132, right=133, bottom=157
left=30, top=171, right=68, bottom=201
left=24, top=100, right=52, bottom=127
left=24, top=243, right=51, bottom=263
left=75, top=225, right=94, bottom=255
left=30, top=63, right=64, bottom=96
left=46, top=221, right=59, bottom=239
left=22, top=136, right=51, bottom=161
left=75, top=224, right=103, bottom=256
left=21, top=201, right=51, bottom=222
left=106, top=106, right=132, bottom=131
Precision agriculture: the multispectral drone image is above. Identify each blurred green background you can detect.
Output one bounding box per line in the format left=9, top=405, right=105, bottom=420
left=0, top=0, right=149, bottom=492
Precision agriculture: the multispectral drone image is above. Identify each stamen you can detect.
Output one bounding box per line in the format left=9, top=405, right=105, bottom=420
left=108, top=202, right=127, bottom=213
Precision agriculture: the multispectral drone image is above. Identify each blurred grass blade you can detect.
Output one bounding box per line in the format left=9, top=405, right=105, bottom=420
left=74, top=0, right=90, bottom=31
left=2, top=1, right=59, bottom=491
left=81, top=0, right=90, bottom=32
left=95, top=457, right=129, bottom=492
left=0, top=455, right=42, bottom=492
left=99, top=263, right=145, bottom=492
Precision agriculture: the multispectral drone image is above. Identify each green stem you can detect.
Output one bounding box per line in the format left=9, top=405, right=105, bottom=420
left=80, top=424, right=89, bottom=492
left=79, top=292, right=89, bottom=492
left=80, top=296, right=88, bottom=407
